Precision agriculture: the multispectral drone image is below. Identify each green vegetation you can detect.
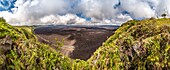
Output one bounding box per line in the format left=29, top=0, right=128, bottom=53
left=0, top=18, right=72, bottom=70
left=88, top=18, right=170, bottom=69
left=0, top=17, right=170, bottom=70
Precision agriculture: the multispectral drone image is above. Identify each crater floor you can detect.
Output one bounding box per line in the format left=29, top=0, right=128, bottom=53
left=34, top=25, right=119, bottom=60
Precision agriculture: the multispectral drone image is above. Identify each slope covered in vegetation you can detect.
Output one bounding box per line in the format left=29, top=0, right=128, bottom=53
left=0, top=17, right=170, bottom=70
left=0, top=18, right=73, bottom=70
left=88, top=18, right=170, bottom=69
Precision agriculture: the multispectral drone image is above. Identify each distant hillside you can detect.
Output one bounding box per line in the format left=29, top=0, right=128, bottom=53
left=0, top=17, right=170, bottom=70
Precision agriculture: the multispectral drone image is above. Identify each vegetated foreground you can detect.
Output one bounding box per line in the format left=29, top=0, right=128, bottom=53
left=0, top=17, right=170, bottom=69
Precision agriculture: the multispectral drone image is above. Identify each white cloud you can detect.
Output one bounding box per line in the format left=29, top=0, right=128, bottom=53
left=156, top=0, right=170, bottom=17
left=76, top=0, right=119, bottom=20
left=40, top=14, right=86, bottom=24
left=119, top=0, right=155, bottom=18
left=0, top=0, right=170, bottom=25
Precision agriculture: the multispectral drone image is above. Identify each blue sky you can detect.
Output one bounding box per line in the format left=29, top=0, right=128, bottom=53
left=0, top=0, right=16, bottom=12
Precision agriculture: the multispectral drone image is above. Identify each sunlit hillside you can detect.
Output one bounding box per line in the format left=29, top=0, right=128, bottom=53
left=0, top=18, right=170, bottom=69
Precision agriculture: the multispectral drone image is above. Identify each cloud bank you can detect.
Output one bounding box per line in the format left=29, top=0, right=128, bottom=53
left=0, top=0, right=170, bottom=25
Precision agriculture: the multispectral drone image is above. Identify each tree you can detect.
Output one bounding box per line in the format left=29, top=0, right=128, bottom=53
left=0, top=17, right=6, bottom=22
left=161, top=13, right=167, bottom=18
left=161, top=8, right=169, bottom=18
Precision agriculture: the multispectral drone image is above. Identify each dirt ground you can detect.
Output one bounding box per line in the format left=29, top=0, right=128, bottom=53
left=33, top=25, right=119, bottom=60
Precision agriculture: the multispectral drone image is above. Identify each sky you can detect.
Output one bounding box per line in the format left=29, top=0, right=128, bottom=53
left=0, top=0, right=170, bottom=25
